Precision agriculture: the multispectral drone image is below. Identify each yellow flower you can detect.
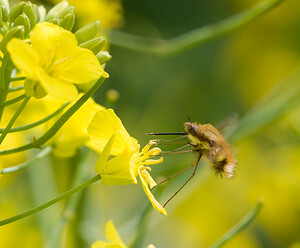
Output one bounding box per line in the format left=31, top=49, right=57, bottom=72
left=7, top=22, right=108, bottom=101
left=51, top=0, right=124, bottom=29
left=88, top=109, right=167, bottom=215
left=43, top=94, right=104, bottom=157
left=92, top=220, right=127, bottom=248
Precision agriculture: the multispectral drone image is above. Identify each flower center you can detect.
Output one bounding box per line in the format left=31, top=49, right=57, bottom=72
left=40, top=44, right=73, bottom=76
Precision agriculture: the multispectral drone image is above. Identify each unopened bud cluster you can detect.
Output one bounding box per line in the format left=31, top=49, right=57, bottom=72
left=0, top=0, right=111, bottom=65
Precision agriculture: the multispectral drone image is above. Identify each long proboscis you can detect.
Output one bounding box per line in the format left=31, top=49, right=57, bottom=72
left=146, top=132, right=187, bottom=135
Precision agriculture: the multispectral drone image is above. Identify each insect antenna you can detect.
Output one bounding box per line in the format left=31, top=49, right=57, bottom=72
left=163, top=152, right=202, bottom=208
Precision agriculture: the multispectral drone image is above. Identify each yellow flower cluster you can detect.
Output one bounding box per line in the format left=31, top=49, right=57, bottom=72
left=7, top=22, right=108, bottom=101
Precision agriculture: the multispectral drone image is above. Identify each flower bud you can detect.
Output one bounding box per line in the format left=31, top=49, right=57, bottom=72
left=1, top=6, right=8, bottom=22
left=13, top=13, right=30, bottom=37
left=1, top=25, right=24, bottom=53
left=79, top=37, right=106, bottom=54
left=45, top=0, right=69, bottom=21
left=35, top=5, right=46, bottom=22
left=0, top=0, right=9, bottom=10
left=22, top=2, right=36, bottom=29
left=75, top=20, right=101, bottom=44
left=9, top=2, right=25, bottom=22
left=96, top=51, right=112, bottom=65
left=60, top=13, right=75, bottom=31
left=57, top=6, right=75, bottom=18
left=106, top=89, right=120, bottom=103
left=48, top=17, right=60, bottom=26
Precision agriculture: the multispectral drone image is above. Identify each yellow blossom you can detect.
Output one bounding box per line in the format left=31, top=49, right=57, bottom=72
left=88, top=109, right=167, bottom=215
left=92, top=220, right=127, bottom=248
left=51, top=0, right=124, bottom=29
left=43, top=94, right=104, bottom=157
left=7, top=22, right=108, bottom=101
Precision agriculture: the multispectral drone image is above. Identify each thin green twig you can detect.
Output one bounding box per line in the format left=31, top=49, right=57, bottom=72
left=0, top=102, right=69, bottom=133
left=0, top=147, right=52, bottom=174
left=209, top=199, right=264, bottom=248
left=2, top=93, right=26, bottom=106
left=0, top=76, right=106, bottom=155
left=10, top=76, right=26, bottom=82
left=0, top=56, right=13, bottom=122
left=45, top=148, right=96, bottom=248
left=131, top=184, right=166, bottom=248
left=8, top=85, right=24, bottom=92
left=0, top=174, right=101, bottom=226
left=0, top=96, right=30, bottom=144
left=109, top=0, right=285, bottom=56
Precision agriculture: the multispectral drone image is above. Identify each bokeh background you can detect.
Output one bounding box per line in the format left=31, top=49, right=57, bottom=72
left=2, top=0, right=300, bottom=247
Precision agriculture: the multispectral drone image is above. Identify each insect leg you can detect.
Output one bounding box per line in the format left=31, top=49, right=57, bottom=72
left=153, top=153, right=200, bottom=187
left=159, top=150, right=194, bottom=156
left=163, top=153, right=202, bottom=208
left=150, top=135, right=188, bottom=144
left=161, top=144, right=191, bottom=154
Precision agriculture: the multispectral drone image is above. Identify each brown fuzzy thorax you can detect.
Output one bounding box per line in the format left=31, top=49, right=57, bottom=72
left=184, top=122, right=236, bottom=178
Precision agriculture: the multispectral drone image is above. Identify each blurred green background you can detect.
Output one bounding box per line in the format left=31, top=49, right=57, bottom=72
left=99, top=1, right=300, bottom=246
left=2, top=0, right=300, bottom=247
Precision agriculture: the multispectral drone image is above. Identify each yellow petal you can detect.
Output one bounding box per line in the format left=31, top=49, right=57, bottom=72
left=91, top=241, right=111, bottom=248
left=95, top=133, right=117, bottom=173
left=92, top=241, right=122, bottom=248
left=106, top=221, right=127, bottom=247
left=35, top=66, right=78, bottom=101
left=138, top=167, right=167, bottom=216
left=97, top=145, right=138, bottom=185
left=56, top=47, right=108, bottom=85
left=88, top=109, right=136, bottom=155
left=7, top=38, right=40, bottom=79
left=48, top=96, right=104, bottom=157
left=30, top=22, right=78, bottom=60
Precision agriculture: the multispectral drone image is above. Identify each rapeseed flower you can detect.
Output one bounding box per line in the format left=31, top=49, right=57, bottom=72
left=7, top=22, right=108, bottom=101
left=88, top=109, right=166, bottom=215
left=43, top=95, right=104, bottom=157
left=92, top=220, right=127, bottom=248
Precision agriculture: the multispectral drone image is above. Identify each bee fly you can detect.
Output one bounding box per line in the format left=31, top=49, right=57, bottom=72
left=147, top=120, right=236, bottom=207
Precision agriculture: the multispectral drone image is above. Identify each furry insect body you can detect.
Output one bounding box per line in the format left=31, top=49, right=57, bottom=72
left=184, top=122, right=236, bottom=178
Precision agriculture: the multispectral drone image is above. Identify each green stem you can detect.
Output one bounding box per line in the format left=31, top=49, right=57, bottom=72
left=8, top=85, right=24, bottom=92
left=0, top=76, right=106, bottom=155
left=2, top=93, right=26, bottom=106
left=0, top=55, right=13, bottom=122
left=0, top=147, right=52, bottom=174
left=0, top=174, right=101, bottom=226
left=209, top=199, right=264, bottom=248
left=0, top=96, right=30, bottom=144
left=109, top=0, right=284, bottom=56
left=10, top=76, right=26, bottom=82
left=45, top=148, right=96, bottom=248
left=0, top=102, right=69, bottom=133
left=131, top=185, right=166, bottom=248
